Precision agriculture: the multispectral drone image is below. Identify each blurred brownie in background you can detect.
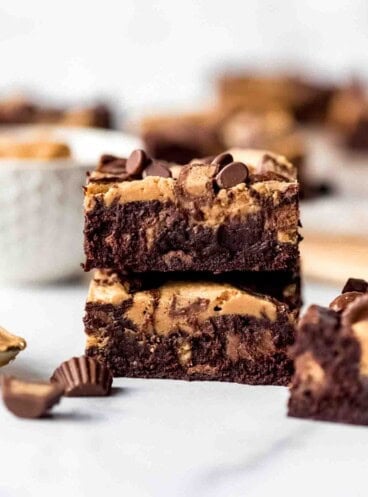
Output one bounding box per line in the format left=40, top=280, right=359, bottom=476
left=217, top=72, right=335, bottom=124
left=327, top=81, right=368, bottom=150
left=141, top=110, right=224, bottom=164
left=140, top=107, right=313, bottom=196
left=0, top=95, right=113, bottom=129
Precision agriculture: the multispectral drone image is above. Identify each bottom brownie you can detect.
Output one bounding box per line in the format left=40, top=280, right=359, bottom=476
left=84, top=269, right=299, bottom=385
left=288, top=278, right=368, bottom=425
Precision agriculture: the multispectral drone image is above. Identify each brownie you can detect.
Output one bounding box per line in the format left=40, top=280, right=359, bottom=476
left=0, top=96, right=112, bottom=129
left=288, top=278, right=368, bottom=425
left=84, top=268, right=300, bottom=384
left=84, top=149, right=300, bottom=273
left=141, top=111, right=223, bottom=165
left=217, top=73, right=334, bottom=123
left=140, top=108, right=311, bottom=196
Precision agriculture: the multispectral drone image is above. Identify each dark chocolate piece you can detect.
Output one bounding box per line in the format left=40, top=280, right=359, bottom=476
left=342, top=278, right=368, bottom=294
left=215, top=161, right=249, bottom=188
left=51, top=356, right=113, bottom=397
left=1, top=376, right=63, bottom=419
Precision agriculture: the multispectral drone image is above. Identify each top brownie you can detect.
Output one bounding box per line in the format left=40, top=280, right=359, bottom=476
left=84, top=149, right=300, bottom=273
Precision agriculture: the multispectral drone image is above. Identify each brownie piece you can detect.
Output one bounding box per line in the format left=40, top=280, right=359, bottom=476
left=141, top=111, right=223, bottom=164
left=84, top=268, right=300, bottom=384
left=288, top=278, right=368, bottom=425
left=0, top=96, right=112, bottom=129
left=140, top=108, right=309, bottom=195
left=84, top=149, right=300, bottom=273
left=217, top=73, right=334, bottom=123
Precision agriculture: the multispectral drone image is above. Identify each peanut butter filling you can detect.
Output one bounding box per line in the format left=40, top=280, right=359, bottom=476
left=295, top=352, right=325, bottom=387
left=87, top=272, right=280, bottom=339
left=352, top=320, right=368, bottom=376
left=8, top=379, right=56, bottom=397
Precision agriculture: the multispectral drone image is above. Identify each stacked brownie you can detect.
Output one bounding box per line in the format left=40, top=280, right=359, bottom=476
left=83, top=148, right=301, bottom=385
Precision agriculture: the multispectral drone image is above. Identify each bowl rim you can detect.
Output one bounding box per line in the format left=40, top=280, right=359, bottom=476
left=0, top=124, right=140, bottom=171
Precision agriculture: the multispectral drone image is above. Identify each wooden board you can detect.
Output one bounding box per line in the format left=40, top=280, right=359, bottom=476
left=301, top=232, right=368, bottom=285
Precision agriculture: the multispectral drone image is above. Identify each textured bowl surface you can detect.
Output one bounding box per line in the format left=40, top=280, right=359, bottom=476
left=0, top=126, right=141, bottom=283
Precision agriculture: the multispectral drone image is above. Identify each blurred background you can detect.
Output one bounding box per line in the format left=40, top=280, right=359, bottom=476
left=2, top=0, right=368, bottom=111
left=0, top=0, right=367, bottom=285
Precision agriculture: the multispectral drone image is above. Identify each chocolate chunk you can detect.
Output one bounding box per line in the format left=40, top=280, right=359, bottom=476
left=97, top=155, right=127, bottom=174
left=1, top=376, right=63, bottom=419
left=211, top=152, right=233, bottom=167
left=143, top=160, right=171, bottom=178
left=51, top=356, right=113, bottom=397
left=329, top=291, right=363, bottom=313
left=215, top=161, right=249, bottom=189
left=342, top=278, right=368, bottom=294
left=126, top=149, right=149, bottom=176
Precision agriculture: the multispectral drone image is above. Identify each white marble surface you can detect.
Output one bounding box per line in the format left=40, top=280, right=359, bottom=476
left=0, top=279, right=367, bottom=497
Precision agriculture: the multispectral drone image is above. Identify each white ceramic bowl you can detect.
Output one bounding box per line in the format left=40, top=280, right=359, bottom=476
left=0, top=126, right=141, bottom=284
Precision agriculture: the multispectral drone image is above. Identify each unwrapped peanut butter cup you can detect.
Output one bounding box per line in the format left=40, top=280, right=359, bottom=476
left=51, top=355, right=113, bottom=397
left=1, top=376, right=63, bottom=419
left=0, top=326, right=27, bottom=367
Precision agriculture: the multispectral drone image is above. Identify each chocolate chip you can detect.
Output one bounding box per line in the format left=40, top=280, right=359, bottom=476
left=342, top=278, right=368, bottom=294
left=126, top=149, right=149, bottom=176
left=329, top=291, right=364, bottom=313
left=215, top=161, right=249, bottom=189
left=143, top=160, right=171, bottom=178
left=100, top=154, right=117, bottom=165
left=1, top=376, right=64, bottom=419
left=211, top=152, right=233, bottom=167
left=97, top=156, right=127, bottom=174
left=51, top=356, right=113, bottom=397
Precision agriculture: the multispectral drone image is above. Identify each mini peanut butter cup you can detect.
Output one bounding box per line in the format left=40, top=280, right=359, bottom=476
left=51, top=356, right=113, bottom=397
left=0, top=326, right=26, bottom=367
left=1, top=376, right=63, bottom=419
left=329, top=291, right=364, bottom=313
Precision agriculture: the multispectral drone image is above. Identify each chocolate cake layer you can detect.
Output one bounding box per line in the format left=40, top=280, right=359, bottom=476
left=84, top=269, right=299, bottom=384
left=84, top=149, right=300, bottom=273
left=288, top=278, right=368, bottom=425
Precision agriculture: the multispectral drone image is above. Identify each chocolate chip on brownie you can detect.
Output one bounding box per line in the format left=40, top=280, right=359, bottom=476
left=211, top=152, right=233, bottom=167
left=143, top=160, right=172, bottom=178
left=215, top=161, right=249, bottom=188
left=126, top=149, right=150, bottom=176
